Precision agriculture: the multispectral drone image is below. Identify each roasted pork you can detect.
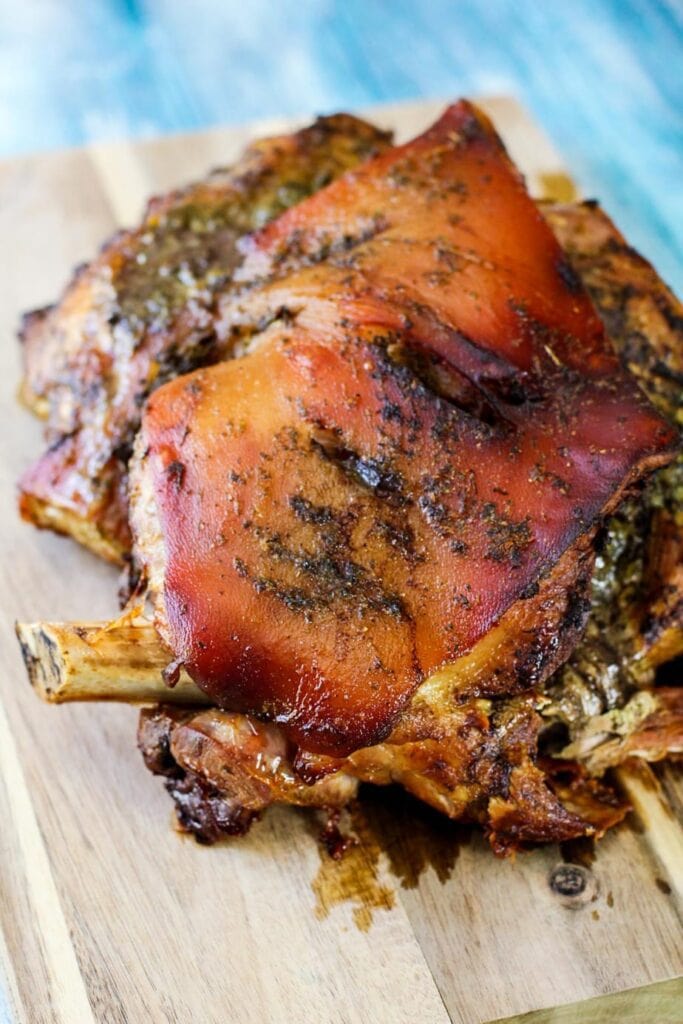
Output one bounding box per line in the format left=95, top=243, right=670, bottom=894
left=19, top=115, right=391, bottom=561
left=17, top=101, right=682, bottom=852
left=130, top=102, right=675, bottom=757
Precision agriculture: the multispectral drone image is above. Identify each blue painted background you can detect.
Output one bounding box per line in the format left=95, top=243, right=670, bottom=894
left=1, top=0, right=681, bottom=290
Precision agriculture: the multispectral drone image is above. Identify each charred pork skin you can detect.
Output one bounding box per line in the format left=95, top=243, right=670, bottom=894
left=18, top=115, right=392, bottom=562
left=130, top=102, right=677, bottom=770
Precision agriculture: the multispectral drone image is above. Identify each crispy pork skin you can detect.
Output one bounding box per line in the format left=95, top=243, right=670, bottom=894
left=19, top=115, right=391, bottom=561
left=131, top=102, right=677, bottom=760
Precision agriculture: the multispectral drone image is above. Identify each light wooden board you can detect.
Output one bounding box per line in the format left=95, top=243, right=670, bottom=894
left=0, top=97, right=681, bottom=1024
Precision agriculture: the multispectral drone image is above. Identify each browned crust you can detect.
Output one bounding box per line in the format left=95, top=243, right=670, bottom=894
left=18, top=114, right=394, bottom=563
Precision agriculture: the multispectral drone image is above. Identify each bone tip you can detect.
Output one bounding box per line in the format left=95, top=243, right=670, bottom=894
left=15, top=621, right=60, bottom=701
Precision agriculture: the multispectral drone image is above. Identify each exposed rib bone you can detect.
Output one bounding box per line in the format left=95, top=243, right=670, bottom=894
left=15, top=619, right=208, bottom=705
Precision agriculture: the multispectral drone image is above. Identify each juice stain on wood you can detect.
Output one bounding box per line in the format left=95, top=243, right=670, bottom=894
left=359, top=784, right=473, bottom=888
left=311, top=798, right=395, bottom=932
left=311, top=784, right=472, bottom=929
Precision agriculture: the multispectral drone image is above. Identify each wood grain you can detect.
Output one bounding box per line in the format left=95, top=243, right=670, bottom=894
left=0, top=98, right=680, bottom=1024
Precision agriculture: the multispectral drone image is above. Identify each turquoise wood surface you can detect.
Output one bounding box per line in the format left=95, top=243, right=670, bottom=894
left=1, top=1, right=681, bottom=290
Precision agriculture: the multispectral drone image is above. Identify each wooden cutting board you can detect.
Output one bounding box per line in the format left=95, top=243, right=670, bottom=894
left=0, top=97, right=681, bottom=1024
